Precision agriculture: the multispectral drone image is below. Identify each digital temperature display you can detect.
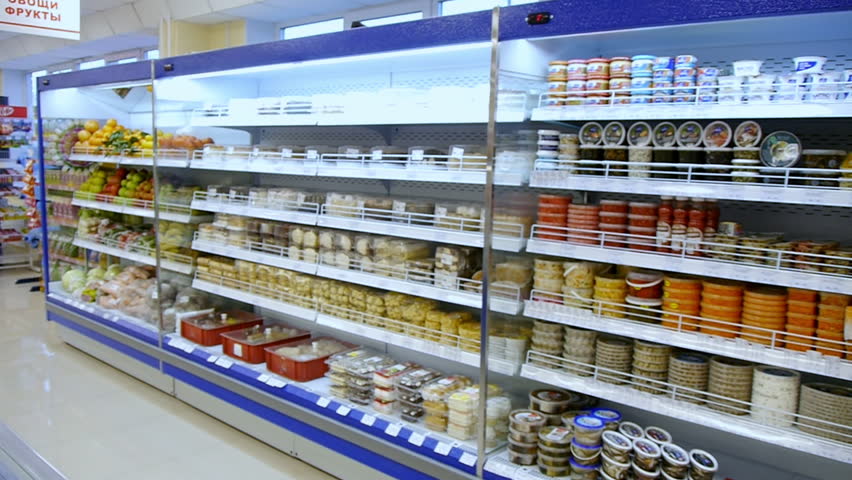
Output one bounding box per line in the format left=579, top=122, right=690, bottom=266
left=527, top=12, right=553, bottom=25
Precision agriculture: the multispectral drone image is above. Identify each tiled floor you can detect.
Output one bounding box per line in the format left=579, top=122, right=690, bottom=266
left=0, top=270, right=336, bottom=480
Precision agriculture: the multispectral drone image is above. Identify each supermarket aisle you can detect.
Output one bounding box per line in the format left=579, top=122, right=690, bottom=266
left=0, top=270, right=336, bottom=480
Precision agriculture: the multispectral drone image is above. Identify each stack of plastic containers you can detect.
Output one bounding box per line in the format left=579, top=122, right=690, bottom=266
left=741, top=286, right=787, bottom=345
left=627, top=121, right=654, bottom=177
left=750, top=366, right=800, bottom=427
left=564, top=261, right=599, bottom=309
left=568, top=203, right=601, bottom=244
left=586, top=57, right=611, bottom=105
left=632, top=340, right=672, bottom=394
left=593, top=272, right=628, bottom=318
left=507, top=409, right=547, bottom=466
left=631, top=55, right=655, bottom=104
left=563, top=326, right=598, bottom=377
left=625, top=270, right=664, bottom=322
left=784, top=288, right=818, bottom=351
left=602, top=122, right=628, bottom=176
left=816, top=292, right=849, bottom=357
left=570, top=415, right=606, bottom=476
left=596, top=336, right=633, bottom=384
left=372, top=363, right=416, bottom=414
left=537, top=194, right=571, bottom=240
left=628, top=201, right=658, bottom=251
left=536, top=130, right=561, bottom=170
left=707, top=356, right=754, bottom=415
left=599, top=200, right=628, bottom=247
left=531, top=320, right=564, bottom=361
left=668, top=352, right=710, bottom=403
left=700, top=279, right=744, bottom=337
left=422, top=375, right=472, bottom=433
left=662, top=274, right=702, bottom=330
left=673, top=54, right=698, bottom=103
left=609, top=56, right=632, bottom=104
left=397, top=367, right=442, bottom=423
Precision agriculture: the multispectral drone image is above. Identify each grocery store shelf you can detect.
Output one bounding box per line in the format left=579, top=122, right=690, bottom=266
left=192, top=276, right=318, bottom=322
left=529, top=170, right=852, bottom=208
left=525, top=237, right=852, bottom=295
left=47, top=282, right=160, bottom=344
left=191, top=237, right=318, bottom=275
left=531, top=101, right=852, bottom=122
left=523, top=297, right=852, bottom=381
left=162, top=335, right=481, bottom=479
left=316, top=264, right=522, bottom=315
left=190, top=155, right=319, bottom=176
left=0, top=218, right=26, bottom=229
left=316, top=314, right=520, bottom=376
left=520, top=361, right=852, bottom=464
left=72, top=194, right=212, bottom=224
left=317, top=209, right=526, bottom=253
left=68, top=148, right=191, bottom=168
left=190, top=192, right=319, bottom=226
left=72, top=237, right=194, bottom=275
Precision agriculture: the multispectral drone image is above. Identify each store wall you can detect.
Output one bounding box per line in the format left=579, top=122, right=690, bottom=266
left=160, top=19, right=251, bottom=58
left=0, top=70, right=28, bottom=106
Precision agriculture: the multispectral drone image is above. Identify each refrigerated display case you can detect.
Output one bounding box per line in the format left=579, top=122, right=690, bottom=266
left=38, top=2, right=851, bottom=480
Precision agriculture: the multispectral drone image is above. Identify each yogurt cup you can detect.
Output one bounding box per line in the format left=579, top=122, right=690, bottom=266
left=703, top=121, right=732, bottom=148
left=603, top=122, right=627, bottom=146
left=590, top=408, right=622, bottom=429
left=733, top=120, right=762, bottom=148
left=548, top=81, right=568, bottom=93
left=675, top=55, right=698, bottom=68
left=653, top=122, right=677, bottom=147
left=567, top=79, right=587, bottom=94
left=618, top=421, right=644, bottom=441
left=586, top=78, right=610, bottom=93
left=654, top=56, right=674, bottom=70
left=633, top=438, right=663, bottom=471
left=632, top=55, right=656, bottom=77
left=653, top=93, right=672, bottom=103
left=587, top=58, right=611, bottom=78
left=654, top=69, right=674, bottom=82
left=674, top=67, right=697, bottom=79
left=793, top=56, right=827, bottom=74
left=610, top=77, right=631, bottom=92
left=808, top=72, right=842, bottom=92
left=698, top=67, right=719, bottom=78
left=732, top=60, right=763, bottom=77
left=688, top=449, right=718, bottom=480
left=573, top=415, right=606, bottom=444
left=644, top=426, right=672, bottom=445
left=632, top=77, right=653, bottom=95
left=661, top=443, right=690, bottom=479
left=610, top=57, right=632, bottom=77
left=602, top=431, right=633, bottom=462
left=567, top=59, right=588, bottom=78
left=631, top=95, right=653, bottom=104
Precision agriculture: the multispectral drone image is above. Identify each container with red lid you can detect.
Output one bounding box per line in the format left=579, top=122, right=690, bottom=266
left=539, top=212, right=568, bottom=226
left=629, top=201, right=658, bottom=216
left=628, top=214, right=657, bottom=229
left=600, top=211, right=629, bottom=225
left=566, top=59, right=588, bottom=79
left=539, top=194, right=573, bottom=206
left=628, top=226, right=657, bottom=251
left=181, top=310, right=264, bottom=347
left=626, top=270, right=664, bottom=299
left=266, top=337, right=358, bottom=382
left=222, top=324, right=311, bottom=364
left=600, top=199, right=629, bottom=213
left=587, top=58, right=611, bottom=79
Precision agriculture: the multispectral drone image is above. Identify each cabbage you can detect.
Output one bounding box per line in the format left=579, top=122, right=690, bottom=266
left=62, top=269, right=86, bottom=291
left=104, top=264, right=123, bottom=281
left=87, top=267, right=106, bottom=281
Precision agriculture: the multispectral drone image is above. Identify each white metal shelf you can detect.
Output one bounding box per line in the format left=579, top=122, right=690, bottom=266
left=315, top=264, right=522, bottom=315
left=191, top=237, right=318, bottom=275
left=190, top=192, right=319, bottom=226
left=525, top=238, right=852, bottom=295
left=316, top=314, right=519, bottom=376
left=523, top=298, right=852, bottom=381
left=72, top=237, right=194, bottom=275
left=529, top=170, right=852, bottom=208
left=68, top=148, right=191, bottom=168
left=72, top=195, right=212, bottom=224
left=520, top=363, right=852, bottom=464
left=531, top=101, right=852, bottom=122
left=192, top=277, right=318, bottom=322
left=317, top=211, right=526, bottom=253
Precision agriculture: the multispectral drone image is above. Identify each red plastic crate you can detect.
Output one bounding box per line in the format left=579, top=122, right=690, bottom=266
left=265, top=337, right=356, bottom=382
left=221, top=325, right=310, bottom=364
left=180, top=310, right=263, bottom=347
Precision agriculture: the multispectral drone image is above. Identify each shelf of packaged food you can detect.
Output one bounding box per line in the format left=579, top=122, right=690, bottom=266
left=0, top=219, right=26, bottom=230
left=191, top=272, right=520, bottom=376
left=72, top=193, right=213, bottom=224
left=317, top=207, right=526, bottom=253
left=46, top=282, right=160, bottom=344
left=315, top=262, right=523, bottom=315
left=315, top=312, right=520, bottom=376
left=529, top=165, right=852, bottom=208
left=190, top=150, right=525, bottom=186
left=190, top=191, right=319, bottom=226
left=47, top=185, right=79, bottom=193
left=519, top=359, right=852, bottom=464
left=191, top=235, right=318, bottom=275
left=530, top=100, right=852, bottom=122
left=192, top=274, right=319, bottom=322
left=48, top=216, right=78, bottom=228
left=523, top=294, right=851, bottom=381
left=72, top=237, right=194, bottom=275
left=525, top=232, right=852, bottom=295
left=162, top=334, right=482, bottom=475
left=68, top=148, right=191, bottom=168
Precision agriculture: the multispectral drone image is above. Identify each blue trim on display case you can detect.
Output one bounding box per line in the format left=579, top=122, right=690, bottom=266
left=46, top=297, right=160, bottom=346
left=498, top=0, right=852, bottom=40
left=163, top=363, right=439, bottom=480
left=38, top=61, right=152, bottom=92
left=154, top=11, right=492, bottom=78
left=48, top=311, right=160, bottom=368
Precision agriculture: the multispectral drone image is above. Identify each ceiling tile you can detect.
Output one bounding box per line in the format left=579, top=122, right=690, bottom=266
left=104, top=4, right=144, bottom=33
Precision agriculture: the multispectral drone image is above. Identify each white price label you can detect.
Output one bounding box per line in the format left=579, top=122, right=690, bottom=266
left=215, top=358, right=234, bottom=369
left=336, top=405, right=351, bottom=417
left=206, top=355, right=218, bottom=363
left=316, top=397, right=331, bottom=408
left=459, top=452, right=477, bottom=467
left=372, top=150, right=383, bottom=161
left=434, top=442, right=452, bottom=456
left=484, top=460, right=516, bottom=477
left=411, top=149, right=424, bottom=161
left=281, top=148, right=293, bottom=158
left=385, top=423, right=402, bottom=437
left=408, top=432, right=426, bottom=447
left=233, top=344, right=243, bottom=357
left=361, top=414, right=376, bottom=427
left=267, top=379, right=286, bottom=388
left=168, top=337, right=182, bottom=348
left=257, top=374, right=271, bottom=383
left=183, top=344, right=195, bottom=354
left=450, top=147, right=465, bottom=158
left=306, top=150, right=319, bottom=160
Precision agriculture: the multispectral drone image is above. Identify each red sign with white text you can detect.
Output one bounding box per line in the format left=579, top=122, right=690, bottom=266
left=0, top=106, right=27, bottom=118
left=0, top=0, right=79, bottom=40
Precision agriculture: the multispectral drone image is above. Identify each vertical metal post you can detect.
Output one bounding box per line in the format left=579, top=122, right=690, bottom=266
left=476, top=6, right=500, bottom=478
left=150, top=60, right=166, bottom=357
left=35, top=90, right=52, bottom=289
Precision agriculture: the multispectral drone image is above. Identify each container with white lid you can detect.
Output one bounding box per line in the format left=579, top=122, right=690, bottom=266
left=602, top=430, right=633, bottom=462
left=661, top=443, right=690, bottom=479
left=628, top=122, right=653, bottom=146
left=604, top=122, right=627, bottom=146
left=644, top=426, right=672, bottom=445
left=676, top=121, right=703, bottom=147
left=579, top=122, right=604, bottom=146
left=733, top=121, right=762, bottom=147
left=703, top=121, right=732, bottom=148
left=760, top=131, right=801, bottom=168
left=688, top=449, right=718, bottom=480
left=618, top=421, right=644, bottom=441
left=653, top=122, right=678, bottom=147
left=633, top=437, right=663, bottom=471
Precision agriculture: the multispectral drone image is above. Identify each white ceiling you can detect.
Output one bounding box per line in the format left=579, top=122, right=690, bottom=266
left=0, top=0, right=410, bottom=71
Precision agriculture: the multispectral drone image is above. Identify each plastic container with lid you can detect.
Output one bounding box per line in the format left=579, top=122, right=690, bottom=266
left=266, top=337, right=356, bottom=382
left=601, top=452, right=631, bottom=480
left=539, top=425, right=573, bottom=448
left=181, top=310, right=264, bottom=347
left=661, top=443, right=691, bottom=479
left=507, top=445, right=537, bottom=465
left=221, top=324, right=310, bottom=364
left=573, top=415, right=605, bottom=444
left=580, top=122, right=604, bottom=145
left=633, top=462, right=662, bottom=480
left=644, top=426, right=672, bottom=445
left=760, top=131, right=801, bottom=168
left=569, top=458, right=601, bottom=480
left=602, top=430, right=633, bottom=463
left=703, top=121, right=732, bottom=148
left=676, top=122, right=703, bottom=148
left=632, top=55, right=656, bottom=77
left=610, top=57, right=632, bottom=77
left=587, top=58, right=610, bottom=78
left=590, top=408, right=622, bottom=429
left=688, top=449, right=718, bottom=480
left=603, top=122, right=627, bottom=146
left=633, top=437, right=663, bottom=471
left=618, top=421, right=644, bottom=441
left=572, top=438, right=602, bottom=465
left=627, top=270, right=664, bottom=298
left=734, top=120, right=762, bottom=148
left=510, top=409, right=547, bottom=433
left=530, top=389, right=576, bottom=414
